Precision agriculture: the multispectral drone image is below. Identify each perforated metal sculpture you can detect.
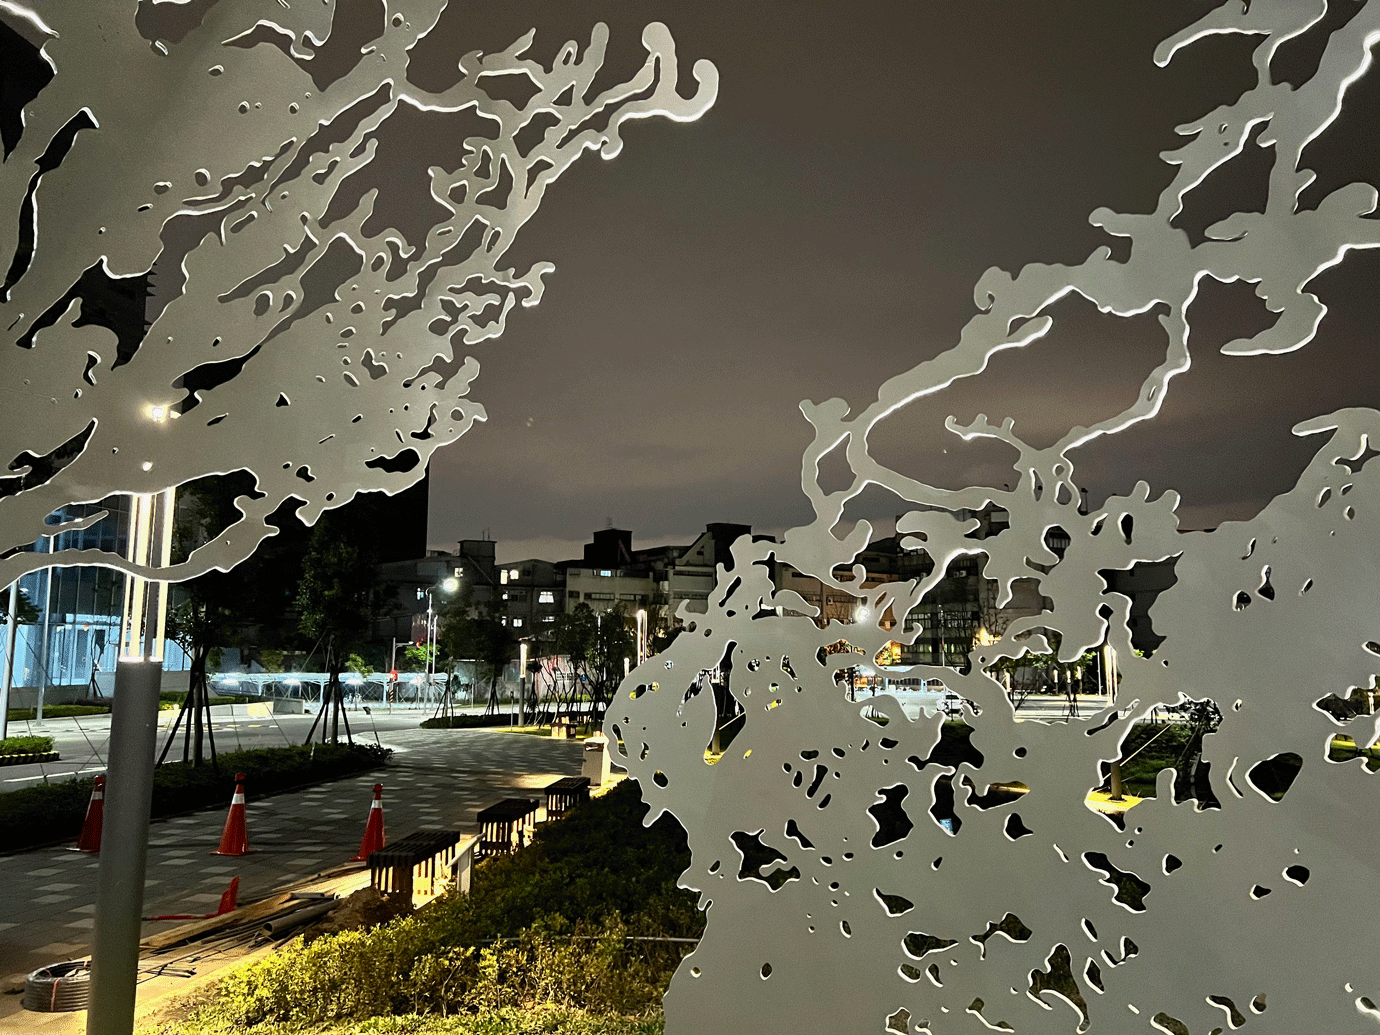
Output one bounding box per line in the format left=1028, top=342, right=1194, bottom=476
left=0, top=2, right=716, bottom=584
left=615, top=4, right=1380, bottom=1032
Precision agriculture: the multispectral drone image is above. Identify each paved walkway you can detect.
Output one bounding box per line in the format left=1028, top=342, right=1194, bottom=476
left=0, top=728, right=585, bottom=1028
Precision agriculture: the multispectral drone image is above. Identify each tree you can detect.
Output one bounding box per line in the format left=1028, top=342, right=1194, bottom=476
left=0, top=587, right=38, bottom=625
left=554, top=603, right=635, bottom=726
left=295, top=511, right=385, bottom=744
left=437, top=591, right=514, bottom=716
left=400, top=642, right=432, bottom=674
left=158, top=473, right=260, bottom=767
left=1171, top=696, right=1223, bottom=809
left=987, top=628, right=1100, bottom=715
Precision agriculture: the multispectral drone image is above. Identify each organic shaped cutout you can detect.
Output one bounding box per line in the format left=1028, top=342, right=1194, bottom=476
left=730, top=830, right=800, bottom=891
left=1150, top=1013, right=1191, bottom=1035
left=1028, top=944, right=1089, bottom=1030
left=867, top=784, right=914, bottom=847
left=965, top=778, right=1027, bottom=810
left=1283, top=864, right=1310, bottom=886
left=1245, top=753, right=1302, bottom=801
left=1207, top=993, right=1247, bottom=1029
left=874, top=889, right=915, bottom=917
left=971, top=913, right=1032, bottom=959
left=903, top=932, right=958, bottom=960
left=1336, top=440, right=1380, bottom=474
left=1083, top=957, right=1104, bottom=994
left=928, top=777, right=961, bottom=835
left=965, top=997, right=1014, bottom=1032
left=1313, top=685, right=1377, bottom=724
left=1327, top=734, right=1380, bottom=770
left=1002, top=812, right=1033, bottom=840
left=1083, top=853, right=1151, bottom=912
left=784, top=818, right=813, bottom=849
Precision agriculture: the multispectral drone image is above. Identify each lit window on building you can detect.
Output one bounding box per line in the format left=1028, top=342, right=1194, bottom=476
left=538, top=591, right=554, bottom=603
left=509, top=568, right=520, bottom=580
left=512, top=618, right=523, bottom=628
left=500, top=570, right=508, bottom=584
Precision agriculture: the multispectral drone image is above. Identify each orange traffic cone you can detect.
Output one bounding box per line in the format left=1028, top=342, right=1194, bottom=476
left=73, top=775, right=105, bottom=853
left=351, top=783, right=386, bottom=861
left=212, top=773, right=251, bottom=856
left=215, top=875, right=240, bottom=915
left=145, top=877, right=240, bottom=921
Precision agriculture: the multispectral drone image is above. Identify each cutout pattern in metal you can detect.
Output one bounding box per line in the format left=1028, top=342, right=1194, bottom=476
left=614, top=5, right=1380, bottom=1032
left=0, top=3, right=716, bottom=582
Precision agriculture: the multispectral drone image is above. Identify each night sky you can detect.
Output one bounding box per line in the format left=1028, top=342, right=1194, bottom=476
left=423, top=1, right=1380, bottom=562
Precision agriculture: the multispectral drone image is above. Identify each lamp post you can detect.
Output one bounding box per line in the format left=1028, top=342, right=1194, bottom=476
left=89, top=485, right=174, bottom=1035
left=636, top=608, right=647, bottom=666
left=519, top=640, right=528, bottom=726
left=420, top=577, right=459, bottom=699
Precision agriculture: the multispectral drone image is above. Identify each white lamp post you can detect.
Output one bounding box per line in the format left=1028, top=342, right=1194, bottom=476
left=636, top=608, right=647, bottom=666
left=519, top=640, right=528, bottom=726
left=422, top=576, right=459, bottom=697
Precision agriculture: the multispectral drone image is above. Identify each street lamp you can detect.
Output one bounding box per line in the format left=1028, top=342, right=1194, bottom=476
left=421, top=577, right=460, bottom=694
left=636, top=608, right=647, bottom=666
left=518, top=640, right=528, bottom=726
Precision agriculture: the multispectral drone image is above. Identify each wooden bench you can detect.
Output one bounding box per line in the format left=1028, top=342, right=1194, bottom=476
left=476, top=798, right=538, bottom=857
left=368, top=830, right=474, bottom=906
left=544, top=776, right=590, bottom=820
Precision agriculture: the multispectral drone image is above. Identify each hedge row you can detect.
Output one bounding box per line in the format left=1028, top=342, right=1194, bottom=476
left=172, top=780, right=700, bottom=1030
left=6, top=704, right=110, bottom=721
left=419, top=713, right=522, bottom=730
left=0, top=735, right=53, bottom=756
left=155, top=1006, right=664, bottom=1035
left=0, top=742, right=390, bottom=853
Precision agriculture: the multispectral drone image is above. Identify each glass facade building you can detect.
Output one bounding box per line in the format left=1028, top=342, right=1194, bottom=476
left=9, top=495, right=187, bottom=691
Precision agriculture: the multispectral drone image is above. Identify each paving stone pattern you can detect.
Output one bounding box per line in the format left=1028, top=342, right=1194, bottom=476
left=0, top=729, right=583, bottom=994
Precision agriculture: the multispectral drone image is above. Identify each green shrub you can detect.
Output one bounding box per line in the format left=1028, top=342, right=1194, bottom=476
left=0, top=734, right=54, bottom=756
left=7, top=704, right=109, bottom=720
left=206, top=914, right=685, bottom=1026
left=147, top=1005, right=665, bottom=1035
left=160, top=692, right=263, bottom=707
left=0, top=742, right=390, bottom=852
left=184, top=781, right=700, bottom=1028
